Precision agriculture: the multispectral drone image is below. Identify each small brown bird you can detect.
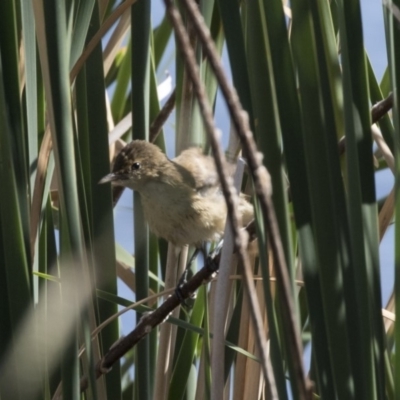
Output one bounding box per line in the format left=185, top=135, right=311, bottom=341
left=100, top=140, right=253, bottom=247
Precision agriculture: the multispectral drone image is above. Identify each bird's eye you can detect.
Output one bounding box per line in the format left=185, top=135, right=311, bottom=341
left=131, top=162, right=141, bottom=170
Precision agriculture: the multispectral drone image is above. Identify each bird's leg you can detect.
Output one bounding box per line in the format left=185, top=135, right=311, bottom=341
left=175, top=247, right=198, bottom=301
left=175, top=243, right=209, bottom=306
left=176, top=249, right=195, bottom=288
left=175, top=239, right=224, bottom=309
left=179, top=242, right=211, bottom=283
left=209, top=239, right=224, bottom=259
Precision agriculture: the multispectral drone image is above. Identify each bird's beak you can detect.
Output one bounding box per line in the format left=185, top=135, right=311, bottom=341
left=99, top=173, right=117, bottom=184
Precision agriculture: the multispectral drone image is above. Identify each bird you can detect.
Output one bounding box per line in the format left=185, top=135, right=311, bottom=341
left=99, top=140, right=253, bottom=247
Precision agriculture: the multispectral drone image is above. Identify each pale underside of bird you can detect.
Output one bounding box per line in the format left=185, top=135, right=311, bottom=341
left=100, top=140, right=253, bottom=247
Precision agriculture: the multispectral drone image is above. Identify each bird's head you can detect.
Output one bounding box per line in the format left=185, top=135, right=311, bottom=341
left=99, top=140, right=169, bottom=191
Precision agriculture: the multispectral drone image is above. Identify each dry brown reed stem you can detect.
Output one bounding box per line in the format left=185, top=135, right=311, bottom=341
left=163, top=0, right=280, bottom=398
left=69, top=0, right=138, bottom=82
left=177, top=0, right=313, bottom=398
left=338, top=92, right=394, bottom=154
left=371, top=92, right=394, bottom=122
left=149, top=89, right=176, bottom=143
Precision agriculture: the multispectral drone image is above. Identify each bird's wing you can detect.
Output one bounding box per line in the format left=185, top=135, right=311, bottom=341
left=174, top=147, right=254, bottom=224
left=173, top=148, right=227, bottom=195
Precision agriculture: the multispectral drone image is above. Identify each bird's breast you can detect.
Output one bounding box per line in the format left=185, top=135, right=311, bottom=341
left=139, top=182, right=227, bottom=246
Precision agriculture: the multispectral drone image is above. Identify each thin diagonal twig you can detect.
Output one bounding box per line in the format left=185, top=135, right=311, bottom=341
left=149, top=88, right=176, bottom=142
